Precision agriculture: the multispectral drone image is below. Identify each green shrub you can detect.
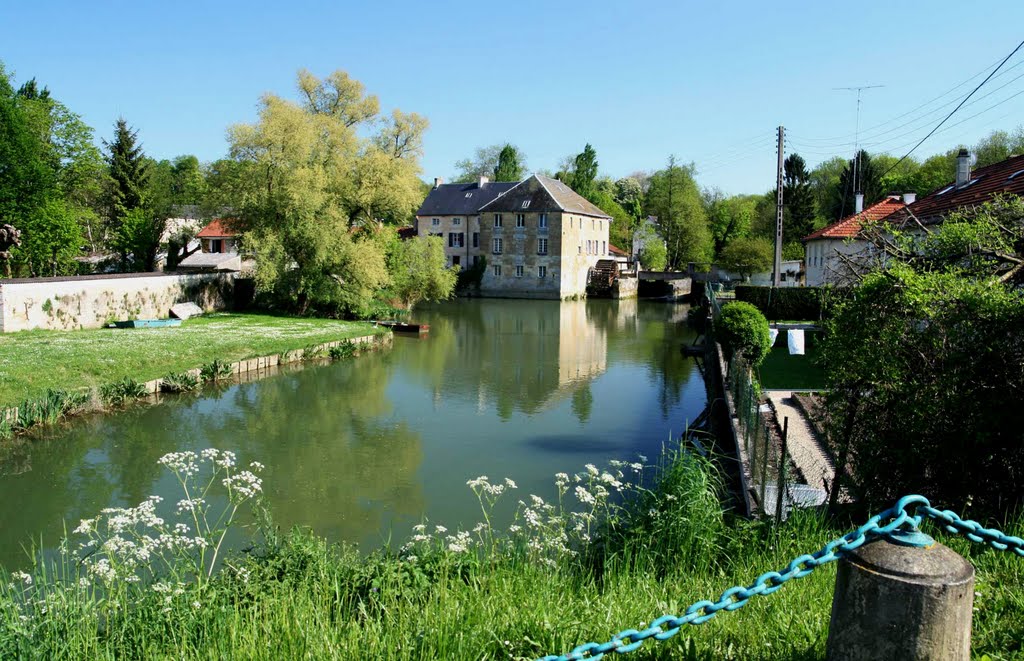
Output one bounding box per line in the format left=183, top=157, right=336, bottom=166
left=302, top=344, right=325, bottom=360
left=328, top=341, right=358, bottom=360
left=200, top=359, right=234, bottom=382
left=9, top=389, right=90, bottom=432
left=734, top=285, right=849, bottom=321
left=100, top=378, right=147, bottom=407
left=160, top=371, right=200, bottom=394
left=717, top=301, right=771, bottom=367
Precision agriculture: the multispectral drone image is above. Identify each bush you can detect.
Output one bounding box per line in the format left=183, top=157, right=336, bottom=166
left=329, top=341, right=358, bottom=360
left=200, top=359, right=234, bottom=382
left=735, top=285, right=849, bottom=321
left=100, top=378, right=147, bottom=407
left=716, top=301, right=771, bottom=367
left=160, top=371, right=200, bottom=394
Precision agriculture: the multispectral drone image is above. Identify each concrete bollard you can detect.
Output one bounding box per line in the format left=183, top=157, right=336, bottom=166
left=826, top=536, right=975, bottom=660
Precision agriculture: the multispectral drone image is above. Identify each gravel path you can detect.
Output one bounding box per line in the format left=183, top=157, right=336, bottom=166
left=767, top=390, right=834, bottom=492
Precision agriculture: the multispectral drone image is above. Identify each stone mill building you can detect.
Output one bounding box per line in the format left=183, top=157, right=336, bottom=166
left=415, top=174, right=612, bottom=299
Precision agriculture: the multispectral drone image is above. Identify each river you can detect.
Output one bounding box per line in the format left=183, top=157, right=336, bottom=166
left=0, top=298, right=705, bottom=569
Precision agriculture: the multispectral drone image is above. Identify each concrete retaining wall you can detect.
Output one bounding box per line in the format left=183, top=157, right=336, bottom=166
left=0, top=272, right=235, bottom=332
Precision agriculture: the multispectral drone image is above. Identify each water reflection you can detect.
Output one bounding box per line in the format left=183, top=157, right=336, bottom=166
left=0, top=299, right=704, bottom=569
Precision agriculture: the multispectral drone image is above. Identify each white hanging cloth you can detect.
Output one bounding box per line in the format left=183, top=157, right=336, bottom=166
left=788, top=329, right=805, bottom=355
left=768, top=328, right=779, bottom=347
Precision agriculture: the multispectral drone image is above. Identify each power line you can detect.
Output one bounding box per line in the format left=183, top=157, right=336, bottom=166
left=796, top=52, right=1013, bottom=143
left=879, top=37, right=1024, bottom=178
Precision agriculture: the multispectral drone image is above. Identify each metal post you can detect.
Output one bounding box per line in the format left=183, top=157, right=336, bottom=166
left=773, top=126, right=784, bottom=287
left=826, top=535, right=975, bottom=660
left=775, top=416, right=788, bottom=523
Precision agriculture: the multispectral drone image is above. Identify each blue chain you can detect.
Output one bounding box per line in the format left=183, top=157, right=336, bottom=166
left=538, top=495, right=1023, bottom=661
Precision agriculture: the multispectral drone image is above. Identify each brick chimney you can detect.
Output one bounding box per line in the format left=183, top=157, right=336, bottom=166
left=433, top=177, right=444, bottom=189
left=955, top=149, right=971, bottom=189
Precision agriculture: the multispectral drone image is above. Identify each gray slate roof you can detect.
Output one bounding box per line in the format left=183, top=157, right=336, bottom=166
left=478, top=175, right=612, bottom=219
left=416, top=181, right=518, bottom=216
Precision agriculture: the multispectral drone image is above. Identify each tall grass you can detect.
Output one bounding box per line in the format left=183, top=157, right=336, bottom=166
left=0, top=445, right=1021, bottom=660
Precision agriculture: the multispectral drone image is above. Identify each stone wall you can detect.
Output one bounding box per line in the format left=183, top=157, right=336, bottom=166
left=0, top=272, right=235, bottom=332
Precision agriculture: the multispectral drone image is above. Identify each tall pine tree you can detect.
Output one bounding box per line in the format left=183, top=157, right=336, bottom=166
left=570, top=144, right=599, bottom=198
left=104, top=118, right=151, bottom=267
left=827, top=150, right=881, bottom=221
left=783, top=153, right=815, bottom=242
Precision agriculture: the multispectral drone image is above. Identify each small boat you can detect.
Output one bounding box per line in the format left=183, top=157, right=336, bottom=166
left=374, top=320, right=429, bottom=334
left=111, top=318, right=183, bottom=329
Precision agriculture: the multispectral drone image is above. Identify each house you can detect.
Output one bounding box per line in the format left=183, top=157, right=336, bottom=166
left=416, top=174, right=613, bottom=299
left=477, top=174, right=612, bottom=298
left=804, top=150, right=1024, bottom=286
left=415, top=176, right=518, bottom=270
left=886, top=149, right=1024, bottom=228
left=177, top=219, right=243, bottom=272
left=195, top=218, right=240, bottom=254
left=803, top=195, right=909, bottom=286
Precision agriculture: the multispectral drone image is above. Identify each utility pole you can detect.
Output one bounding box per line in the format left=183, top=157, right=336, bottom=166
left=773, top=125, right=784, bottom=287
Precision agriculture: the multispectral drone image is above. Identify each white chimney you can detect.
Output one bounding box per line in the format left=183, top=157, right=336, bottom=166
left=478, top=175, right=490, bottom=187
left=955, top=149, right=971, bottom=189
left=854, top=192, right=864, bottom=214
left=902, top=192, right=917, bottom=205
left=433, top=177, right=444, bottom=189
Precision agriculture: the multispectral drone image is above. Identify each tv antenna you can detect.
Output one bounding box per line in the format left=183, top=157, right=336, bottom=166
left=834, top=85, right=885, bottom=194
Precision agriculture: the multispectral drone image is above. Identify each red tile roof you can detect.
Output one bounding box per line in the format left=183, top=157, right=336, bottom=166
left=608, top=243, right=628, bottom=256
left=397, top=226, right=417, bottom=240
left=888, top=153, right=1024, bottom=226
left=803, top=197, right=907, bottom=241
left=196, top=218, right=239, bottom=238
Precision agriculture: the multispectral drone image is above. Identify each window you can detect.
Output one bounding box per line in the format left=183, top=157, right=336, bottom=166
left=539, top=213, right=548, bottom=228
left=538, top=238, right=548, bottom=255
left=578, top=244, right=582, bottom=255
left=472, top=255, right=481, bottom=266
left=586, top=240, right=592, bottom=254
left=521, top=200, right=531, bottom=209
left=448, top=232, right=464, bottom=248
left=430, top=232, right=442, bottom=238
left=599, top=220, right=602, bottom=230
left=515, top=265, right=524, bottom=278
left=493, top=265, right=502, bottom=276
left=493, top=214, right=503, bottom=228
left=591, top=219, right=595, bottom=230
left=452, top=217, right=462, bottom=225
left=516, top=213, right=526, bottom=227
left=431, top=218, right=440, bottom=226
left=472, top=232, right=479, bottom=248
left=492, top=237, right=503, bottom=254
left=602, top=241, right=606, bottom=255
left=538, top=265, right=547, bottom=278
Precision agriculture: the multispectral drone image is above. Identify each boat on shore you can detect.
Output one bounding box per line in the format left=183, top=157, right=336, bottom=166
left=374, top=320, right=429, bottom=334
left=110, top=319, right=183, bottom=329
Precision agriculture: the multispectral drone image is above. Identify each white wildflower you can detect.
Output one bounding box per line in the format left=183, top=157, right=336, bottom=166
left=575, top=486, right=596, bottom=505
left=584, top=463, right=599, bottom=476
left=504, top=478, right=517, bottom=489
left=11, top=571, right=32, bottom=586
left=434, top=525, right=448, bottom=534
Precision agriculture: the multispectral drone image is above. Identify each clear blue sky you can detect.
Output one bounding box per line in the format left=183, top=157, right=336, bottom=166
left=3, top=0, right=1023, bottom=194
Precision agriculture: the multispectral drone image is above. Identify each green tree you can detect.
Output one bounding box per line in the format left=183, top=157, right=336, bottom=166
left=614, top=176, right=644, bottom=221
left=783, top=153, right=815, bottom=242
left=718, top=236, right=772, bottom=281
left=104, top=118, right=152, bottom=267
left=645, top=156, right=712, bottom=269
left=973, top=127, right=1024, bottom=168
left=21, top=198, right=83, bottom=276
left=493, top=144, right=525, bottom=182
left=224, top=69, right=402, bottom=315
left=453, top=144, right=526, bottom=183
left=0, top=64, right=54, bottom=264
left=635, top=222, right=667, bottom=270
left=705, top=190, right=758, bottom=255
left=389, top=236, right=457, bottom=309
left=717, top=301, right=771, bottom=367
left=825, top=150, right=882, bottom=221
left=569, top=143, right=599, bottom=199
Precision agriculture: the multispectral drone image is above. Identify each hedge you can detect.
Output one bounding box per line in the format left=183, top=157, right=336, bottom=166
left=734, top=285, right=849, bottom=321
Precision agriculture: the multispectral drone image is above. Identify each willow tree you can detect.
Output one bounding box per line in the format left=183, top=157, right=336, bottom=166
left=225, top=69, right=429, bottom=315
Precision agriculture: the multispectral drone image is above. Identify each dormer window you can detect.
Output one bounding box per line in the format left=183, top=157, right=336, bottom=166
left=521, top=200, right=531, bottom=209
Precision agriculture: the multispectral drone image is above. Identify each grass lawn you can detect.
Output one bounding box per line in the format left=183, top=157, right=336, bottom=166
left=758, top=331, right=827, bottom=390
left=0, top=313, right=384, bottom=407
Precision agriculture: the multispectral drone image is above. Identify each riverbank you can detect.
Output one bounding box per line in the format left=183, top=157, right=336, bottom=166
left=0, top=313, right=387, bottom=408
left=0, top=445, right=1020, bottom=659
